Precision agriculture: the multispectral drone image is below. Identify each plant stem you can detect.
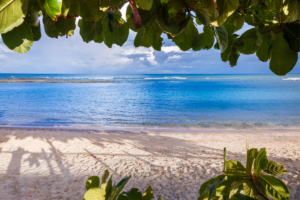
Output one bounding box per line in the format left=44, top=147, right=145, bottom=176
left=250, top=177, right=271, bottom=200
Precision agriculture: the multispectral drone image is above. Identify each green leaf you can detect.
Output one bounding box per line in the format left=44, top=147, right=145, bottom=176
left=196, top=10, right=211, bottom=26
left=119, top=188, right=142, bottom=200
left=238, top=28, right=262, bottom=55
left=136, top=0, right=153, bottom=10
left=258, top=174, right=290, bottom=200
left=202, top=26, right=214, bottom=50
left=105, top=177, right=113, bottom=200
left=256, top=32, right=271, bottom=62
left=0, top=0, right=29, bottom=34
left=173, top=19, right=199, bottom=51
left=110, top=176, right=131, bottom=200
left=86, top=176, right=100, bottom=191
left=231, top=193, right=256, bottom=200
left=254, top=148, right=268, bottom=176
left=283, top=23, right=300, bottom=52
left=264, top=160, right=287, bottom=176
left=199, top=175, right=225, bottom=199
left=155, top=8, right=190, bottom=37
left=79, top=0, right=104, bottom=21
left=212, top=0, right=239, bottom=26
left=216, top=175, right=245, bottom=197
left=224, top=160, right=247, bottom=175
left=61, top=0, right=80, bottom=17
left=246, top=148, right=258, bottom=175
left=102, top=16, right=129, bottom=48
left=83, top=187, right=106, bottom=200
left=134, top=18, right=163, bottom=51
left=269, top=31, right=298, bottom=75
left=214, top=25, right=228, bottom=53
left=229, top=47, right=240, bottom=67
left=2, top=21, right=33, bottom=54
left=142, top=186, right=153, bottom=200
left=243, top=182, right=256, bottom=198
left=224, top=11, right=244, bottom=32
left=39, top=0, right=62, bottom=21
left=158, top=196, right=162, bottom=200
left=79, top=19, right=103, bottom=43
left=43, top=15, right=76, bottom=38
left=31, top=23, right=41, bottom=41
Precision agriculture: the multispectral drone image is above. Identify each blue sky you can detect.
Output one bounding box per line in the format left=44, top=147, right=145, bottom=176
left=0, top=5, right=299, bottom=74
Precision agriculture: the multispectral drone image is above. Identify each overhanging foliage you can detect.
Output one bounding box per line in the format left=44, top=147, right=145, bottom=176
left=0, top=0, right=299, bottom=75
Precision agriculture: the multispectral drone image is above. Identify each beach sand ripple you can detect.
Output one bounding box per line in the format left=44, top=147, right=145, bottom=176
left=0, top=128, right=299, bottom=199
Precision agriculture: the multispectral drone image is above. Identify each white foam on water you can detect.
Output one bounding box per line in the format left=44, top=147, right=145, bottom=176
left=282, top=78, right=300, bottom=81
left=90, top=77, right=114, bottom=80
left=171, top=77, right=186, bottom=79
left=144, top=77, right=169, bottom=80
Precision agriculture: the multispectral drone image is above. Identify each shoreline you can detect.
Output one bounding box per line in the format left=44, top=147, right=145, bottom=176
left=0, top=124, right=299, bottom=133
left=0, top=127, right=299, bottom=199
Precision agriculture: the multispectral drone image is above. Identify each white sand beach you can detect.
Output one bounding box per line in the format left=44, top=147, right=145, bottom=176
left=0, top=127, right=299, bottom=200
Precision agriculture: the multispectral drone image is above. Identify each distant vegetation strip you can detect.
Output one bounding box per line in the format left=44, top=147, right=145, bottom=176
left=0, top=80, right=114, bottom=83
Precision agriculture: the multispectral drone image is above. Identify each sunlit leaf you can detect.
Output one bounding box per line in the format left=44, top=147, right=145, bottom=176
left=214, top=25, right=228, bottom=53
left=0, top=0, right=29, bottom=34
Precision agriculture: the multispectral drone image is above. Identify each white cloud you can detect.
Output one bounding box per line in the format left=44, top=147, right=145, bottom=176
left=139, top=57, right=144, bottom=61
left=167, top=55, right=181, bottom=60
left=161, top=46, right=189, bottom=53
left=180, top=66, right=193, bottom=68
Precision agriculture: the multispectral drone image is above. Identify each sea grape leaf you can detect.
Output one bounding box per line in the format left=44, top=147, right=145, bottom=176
left=231, top=193, right=256, bottom=200
left=109, top=176, right=131, bottom=200
left=269, top=31, right=298, bottom=75
left=0, top=0, right=29, bottom=34
left=264, top=160, right=287, bottom=176
left=258, top=175, right=290, bottom=200
left=61, top=0, right=80, bottom=17
left=172, top=19, right=199, bottom=51
left=196, top=9, right=211, bottom=26
left=119, top=188, right=142, bottom=200
left=43, top=15, right=76, bottom=37
left=105, top=177, right=113, bottom=200
left=83, top=187, right=106, bottom=200
left=39, top=0, right=62, bottom=21
left=25, top=2, right=41, bottom=27
left=136, top=0, right=153, bottom=10
left=86, top=176, right=100, bottom=191
left=212, top=0, right=239, bottom=26
left=243, top=182, right=256, bottom=198
left=229, top=47, right=240, bottom=67
left=79, top=0, right=105, bottom=21
left=214, top=25, right=228, bottom=53
left=224, top=11, right=244, bottom=32
left=155, top=7, right=190, bottom=37
left=238, top=28, right=263, bottom=54
left=202, top=25, right=214, bottom=50
left=224, top=160, right=247, bottom=175
left=134, top=18, right=163, bottom=51
left=256, top=33, right=271, bottom=62
left=1, top=21, right=33, bottom=54
left=283, top=23, right=300, bottom=52
left=142, top=186, right=153, bottom=200
left=79, top=19, right=104, bottom=43
left=102, top=13, right=129, bottom=48
left=253, top=148, right=268, bottom=176
left=199, top=175, right=225, bottom=197
left=246, top=148, right=258, bottom=175
left=31, top=24, right=41, bottom=41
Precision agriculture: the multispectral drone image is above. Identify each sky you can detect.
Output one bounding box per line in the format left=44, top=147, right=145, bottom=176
left=0, top=5, right=299, bottom=75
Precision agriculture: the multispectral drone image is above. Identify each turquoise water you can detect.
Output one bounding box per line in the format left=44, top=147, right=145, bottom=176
left=0, top=74, right=299, bottom=128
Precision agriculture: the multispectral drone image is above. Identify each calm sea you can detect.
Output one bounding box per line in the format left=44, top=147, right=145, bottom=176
left=0, top=74, right=299, bottom=128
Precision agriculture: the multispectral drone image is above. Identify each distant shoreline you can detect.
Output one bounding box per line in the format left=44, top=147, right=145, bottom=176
left=0, top=124, right=299, bottom=133
left=0, top=80, right=114, bottom=83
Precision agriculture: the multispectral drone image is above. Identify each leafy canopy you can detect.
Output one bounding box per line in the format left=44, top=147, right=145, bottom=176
left=0, top=0, right=299, bottom=75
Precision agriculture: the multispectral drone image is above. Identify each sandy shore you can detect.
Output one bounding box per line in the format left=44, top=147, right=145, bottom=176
left=0, top=127, right=299, bottom=200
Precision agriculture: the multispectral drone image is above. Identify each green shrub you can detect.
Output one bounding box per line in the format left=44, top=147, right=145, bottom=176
left=83, top=170, right=161, bottom=200
left=198, top=145, right=289, bottom=200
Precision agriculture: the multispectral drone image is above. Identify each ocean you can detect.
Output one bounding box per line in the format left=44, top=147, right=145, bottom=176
left=0, top=74, right=299, bottom=128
